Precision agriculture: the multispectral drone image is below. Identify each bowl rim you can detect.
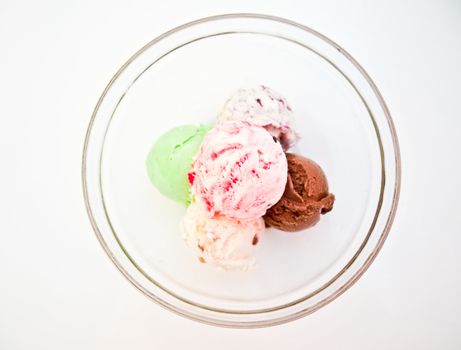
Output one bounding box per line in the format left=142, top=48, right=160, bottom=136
left=82, top=13, right=401, bottom=328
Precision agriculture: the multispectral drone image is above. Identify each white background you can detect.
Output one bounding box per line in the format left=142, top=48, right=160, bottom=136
left=1, top=0, right=460, bottom=349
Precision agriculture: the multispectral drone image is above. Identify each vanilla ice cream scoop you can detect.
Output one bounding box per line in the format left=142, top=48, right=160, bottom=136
left=218, top=85, right=299, bottom=150
left=181, top=202, right=264, bottom=270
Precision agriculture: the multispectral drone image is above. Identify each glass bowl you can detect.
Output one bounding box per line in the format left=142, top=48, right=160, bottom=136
left=82, top=14, right=401, bottom=328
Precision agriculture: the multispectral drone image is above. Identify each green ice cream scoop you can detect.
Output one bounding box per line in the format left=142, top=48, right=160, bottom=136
left=146, top=124, right=211, bottom=205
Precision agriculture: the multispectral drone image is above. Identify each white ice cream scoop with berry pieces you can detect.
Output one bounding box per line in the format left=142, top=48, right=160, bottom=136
left=218, top=85, right=299, bottom=150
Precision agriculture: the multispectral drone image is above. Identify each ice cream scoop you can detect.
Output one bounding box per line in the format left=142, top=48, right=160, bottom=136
left=181, top=202, right=264, bottom=270
left=218, top=86, right=299, bottom=150
left=146, top=124, right=211, bottom=205
left=189, top=120, right=288, bottom=221
left=264, top=153, right=335, bottom=231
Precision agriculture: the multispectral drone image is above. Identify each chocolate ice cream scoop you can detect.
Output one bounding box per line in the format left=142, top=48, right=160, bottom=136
left=264, top=153, right=335, bottom=232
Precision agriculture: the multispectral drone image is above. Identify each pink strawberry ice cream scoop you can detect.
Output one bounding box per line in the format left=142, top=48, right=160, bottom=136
left=218, top=85, right=299, bottom=150
left=189, top=120, right=288, bottom=221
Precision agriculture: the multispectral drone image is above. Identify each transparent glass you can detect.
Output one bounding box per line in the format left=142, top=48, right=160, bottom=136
left=82, top=14, right=401, bottom=328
